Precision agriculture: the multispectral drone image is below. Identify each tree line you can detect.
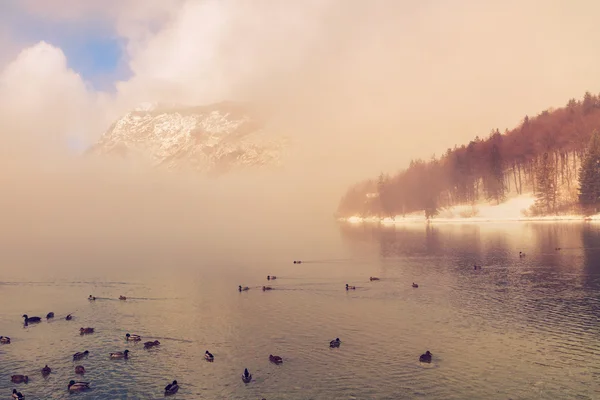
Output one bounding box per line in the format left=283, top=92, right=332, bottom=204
left=338, top=91, right=600, bottom=219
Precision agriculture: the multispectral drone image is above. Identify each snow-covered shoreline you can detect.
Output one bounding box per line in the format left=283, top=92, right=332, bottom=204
left=339, top=215, right=598, bottom=225
left=338, top=194, right=600, bottom=224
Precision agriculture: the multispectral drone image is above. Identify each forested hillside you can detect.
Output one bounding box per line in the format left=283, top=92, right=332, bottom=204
left=338, top=92, right=600, bottom=219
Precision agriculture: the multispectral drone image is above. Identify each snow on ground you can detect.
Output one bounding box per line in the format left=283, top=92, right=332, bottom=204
left=343, top=194, right=600, bottom=224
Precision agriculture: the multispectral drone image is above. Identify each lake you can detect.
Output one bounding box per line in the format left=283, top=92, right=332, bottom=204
left=1, top=221, right=599, bottom=399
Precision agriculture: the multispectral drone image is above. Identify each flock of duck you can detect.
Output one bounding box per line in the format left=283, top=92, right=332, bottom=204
left=241, top=274, right=433, bottom=360
left=3, top=295, right=183, bottom=399
left=3, top=267, right=441, bottom=399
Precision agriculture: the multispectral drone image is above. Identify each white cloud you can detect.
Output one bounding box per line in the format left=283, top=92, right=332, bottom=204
left=0, top=42, right=115, bottom=158
left=3, top=0, right=600, bottom=183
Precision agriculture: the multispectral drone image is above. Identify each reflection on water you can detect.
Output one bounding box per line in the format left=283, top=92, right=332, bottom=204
left=1, top=222, right=599, bottom=399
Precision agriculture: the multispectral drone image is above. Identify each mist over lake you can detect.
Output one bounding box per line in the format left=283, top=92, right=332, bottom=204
left=1, top=220, right=599, bottom=399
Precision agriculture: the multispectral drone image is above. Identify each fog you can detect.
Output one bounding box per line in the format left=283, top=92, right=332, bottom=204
left=2, top=0, right=600, bottom=260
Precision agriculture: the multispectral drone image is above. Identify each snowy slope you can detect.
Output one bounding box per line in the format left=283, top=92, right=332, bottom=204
left=87, top=101, right=288, bottom=174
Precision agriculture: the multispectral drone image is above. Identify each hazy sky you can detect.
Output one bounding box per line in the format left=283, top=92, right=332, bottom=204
left=1, top=0, right=600, bottom=219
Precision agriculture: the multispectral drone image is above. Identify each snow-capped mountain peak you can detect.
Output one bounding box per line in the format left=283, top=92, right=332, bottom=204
left=88, top=101, right=288, bottom=174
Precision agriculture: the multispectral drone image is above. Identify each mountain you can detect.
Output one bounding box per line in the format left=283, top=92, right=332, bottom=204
left=337, top=91, right=600, bottom=219
left=87, top=101, right=288, bottom=174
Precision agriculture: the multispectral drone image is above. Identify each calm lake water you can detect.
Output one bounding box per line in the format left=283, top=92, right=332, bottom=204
left=1, top=221, right=599, bottom=399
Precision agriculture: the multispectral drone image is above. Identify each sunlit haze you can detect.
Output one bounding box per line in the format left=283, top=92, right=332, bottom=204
left=2, top=0, right=600, bottom=226
left=2, top=3, right=600, bottom=398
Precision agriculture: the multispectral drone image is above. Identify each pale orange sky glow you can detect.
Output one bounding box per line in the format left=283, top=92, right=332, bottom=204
left=1, top=0, right=600, bottom=221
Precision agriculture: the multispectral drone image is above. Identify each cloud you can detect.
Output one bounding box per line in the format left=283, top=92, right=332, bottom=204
left=4, top=0, right=600, bottom=260
left=0, top=42, right=115, bottom=159
left=3, top=0, right=600, bottom=198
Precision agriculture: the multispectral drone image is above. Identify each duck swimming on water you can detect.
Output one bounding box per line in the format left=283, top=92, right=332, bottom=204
left=68, top=381, right=90, bottom=392
left=73, top=351, right=89, bottom=361
left=164, top=380, right=179, bottom=395
left=75, top=366, right=85, bottom=374
left=46, top=312, right=54, bottom=319
left=330, top=338, right=341, bottom=348
left=262, top=286, right=273, bottom=291
left=267, top=275, right=277, bottom=280
left=119, top=295, right=127, bottom=300
left=125, top=333, right=141, bottom=341
left=370, top=277, right=380, bottom=281
left=11, top=375, right=28, bottom=384
left=204, top=350, right=214, bottom=362
left=88, top=295, right=96, bottom=301
left=110, top=350, right=130, bottom=359
left=519, top=251, right=526, bottom=258
left=412, top=283, right=419, bottom=288
left=238, top=285, right=249, bottom=292
left=269, top=354, right=283, bottom=365
left=41, top=365, right=51, bottom=376
left=345, top=284, right=356, bottom=290
left=242, top=368, right=252, bottom=383
left=144, top=340, right=160, bottom=349
left=12, top=389, right=24, bottom=399
left=22, top=315, right=41, bottom=324
left=80, top=327, right=94, bottom=335
left=419, top=350, right=432, bottom=363
left=0, top=336, right=10, bottom=344
left=65, top=314, right=73, bottom=321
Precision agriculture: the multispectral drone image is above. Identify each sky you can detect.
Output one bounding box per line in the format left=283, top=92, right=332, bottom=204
left=1, top=0, right=600, bottom=207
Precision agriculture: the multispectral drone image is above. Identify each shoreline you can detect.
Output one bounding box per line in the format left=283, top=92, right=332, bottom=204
left=338, top=215, right=599, bottom=225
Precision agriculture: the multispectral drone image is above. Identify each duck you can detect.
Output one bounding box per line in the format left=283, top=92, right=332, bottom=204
left=555, top=247, right=561, bottom=251
left=73, top=351, right=89, bottom=361
left=68, top=381, right=90, bottom=392
left=11, top=389, right=24, bottom=399
left=238, top=285, right=249, bottom=292
left=242, top=368, right=252, bottom=383
left=262, top=286, right=273, bottom=291
left=80, top=327, right=94, bottom=335
left=419, top=350, right=432, bottom=363
left=88, top=295, right=96, bottom=301
left=345, top=284, right=356, bottom=290
left=369, top=277, right=380, bottom=281
left=41, top=365, right=51, bottom=376
left=269, top=354, right=283, bottom=365
left=11, top=375, right=28, bottom=384
left=204, top=350, right=214, bottom=362
left=144, top=340, right=160, bottom=349
left=125, top=333, right=141, bottom=341
left=75, top=365, right=86, bottom=374
left=22, top=315, right=41, bottom=324
left=110, top=349, right=130, bottom=359
left=329, top=338, right=341, bottom=348
left=164, top=380, right=179, bottom=395
left=119, top=295, right=127, bottom=300
left=519, top=251, right=526, bottom=258
left=293, top=260, right=302, bottom=264
left=267, top=275, right=277, bottom=280
left=65, top=314, right=73, bottom=321
left=46, top=312, right=54, bottom=319
left=0, top=336, right=11, bottom=344
left=412, top=283, right=419, bottom=288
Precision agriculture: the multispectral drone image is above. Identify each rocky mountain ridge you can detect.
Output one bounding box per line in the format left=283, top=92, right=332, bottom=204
left=87, top=101, right=288, bottom=174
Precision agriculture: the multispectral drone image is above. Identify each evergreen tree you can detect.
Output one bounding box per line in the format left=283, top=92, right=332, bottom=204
left=483, top=143, right=505, bottom=204
left=423, top=161, right=440, bottom=220
left=534, top=152, right=557, bottom=214
left=377, top=173, right=394, bottom=218
left=424, top=196, right=438, bottom=220
left=578, top=130, right=600, bottom=213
